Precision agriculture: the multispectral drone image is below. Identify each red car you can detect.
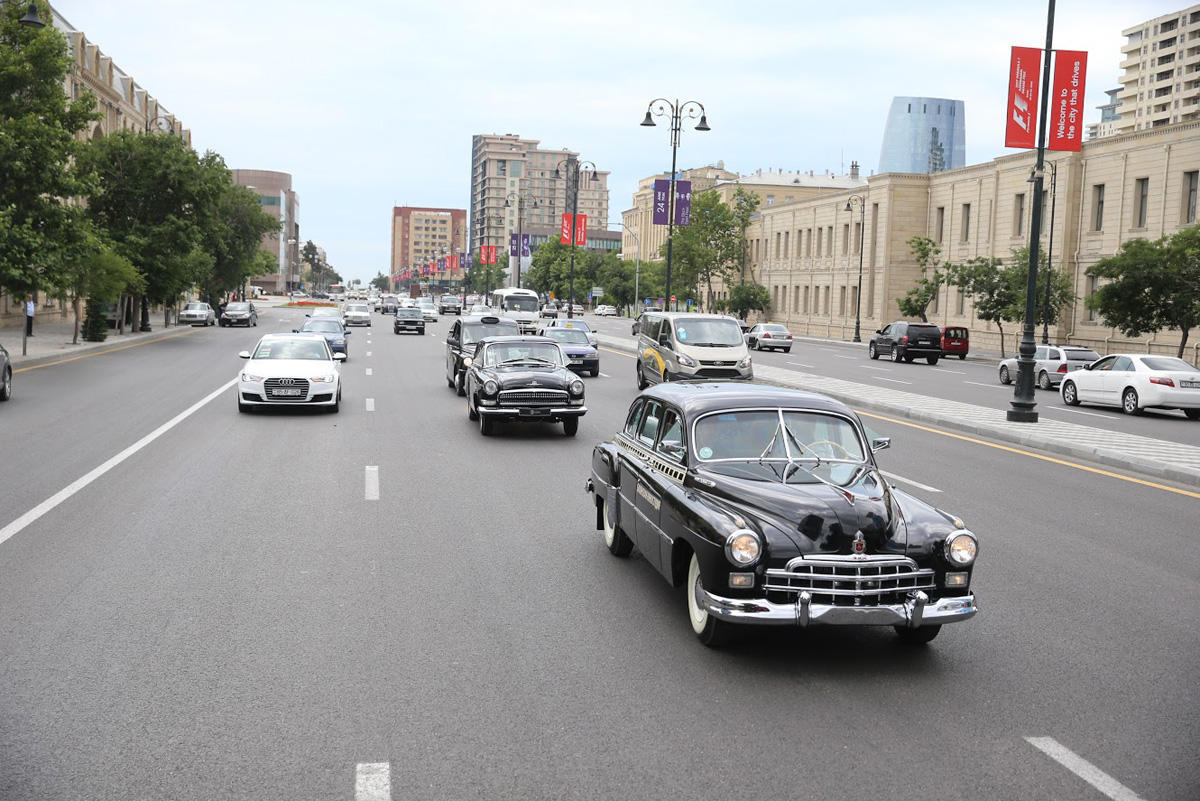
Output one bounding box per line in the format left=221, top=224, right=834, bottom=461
left=942, top=326, right=969, bottom=360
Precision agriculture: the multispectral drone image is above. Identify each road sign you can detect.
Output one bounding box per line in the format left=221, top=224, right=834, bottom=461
left=592, top=286, right=603, bottom=297
left=670, top=295, right=676, bottom=303
left=644, top=298, right=651, bottom=305
left=686, top=298, right=693, bottom=307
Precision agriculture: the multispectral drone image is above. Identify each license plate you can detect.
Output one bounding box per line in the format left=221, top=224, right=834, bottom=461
left=272, top=388, right=303, bottom=396
left=519, top=408, right=537, bottom=416
left=1182, top=380, right=1200, bottom=389
left=570, top=359, right=583, bottom=365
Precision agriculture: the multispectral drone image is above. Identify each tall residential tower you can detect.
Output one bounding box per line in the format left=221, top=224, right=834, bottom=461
left=877, top=97, right=965, bottom=175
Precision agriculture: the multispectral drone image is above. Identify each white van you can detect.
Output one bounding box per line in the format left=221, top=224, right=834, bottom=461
left=634, top=312, right=752, bottom=387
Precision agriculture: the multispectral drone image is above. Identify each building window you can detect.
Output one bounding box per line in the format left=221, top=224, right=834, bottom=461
left=806, top=229, right=813, bottom=257
left=784, top=230, right=790, bottom=257
left=1092, top=184, right=1105, bottom=231
left=823, top=286, right=831, bottom=315
left=935, top=206, right=945, bottom=243
left=841, top=224, right=849, bottom=254
left=775, top=232, right=781, bottom=258
left=853, top=222, right=861, bottom=254
left=766, top=195, right=775, bottom=206
left=815, top=230, right=822, bottom=258
left=803, top=285, right=810, bottom=313
left=826, top=226, right=833, bottom=255
left=839, top=285, right=847, bottom=316
left=956, top=288, right=965, bottom=315
left=794, top=286, right=801, bottom=312
left=961, top=203, right=971, bottom=242
left=1086, top=275, right=1099, bottom=321
left=1014, top=193, right=1026, bottom=236
left=1184, top=171, right=1198, bottom=223
left=1134, top=177, right=1149, bottom=227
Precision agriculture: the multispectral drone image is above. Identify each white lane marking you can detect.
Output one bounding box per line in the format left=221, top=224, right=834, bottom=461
left=0, top=379, right=236, bottom=551
left=364, top=467, right=380, bottom=501
left=787, top=361, right=815, bottom=368
left=355, top=762, right=390, bottom=801
left=880, top=471, right=942, bottom=493
left=1025, top=737, right=1147, bottom=801
left=366, top=351, right=372, bottom=357
left=862, top=365, right=892, bottom=372
left=965, top=381, right=1000, bottom=388
left=834, top=355, right=858, bottom=360
left=365, top=368, right=373, bottom=376
left=599, top=372, right=611, bottom=378
left=1053, top=406, right=1114, bottom=419
left=365, top=398, right=375, bottom=412
left=873, top=377, right=913, bottom=385
left=932, top=367, right=966, bottom=374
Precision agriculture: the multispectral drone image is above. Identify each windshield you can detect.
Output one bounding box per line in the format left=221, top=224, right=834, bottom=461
left=346, top=305, right=368, bottom=313
left=544, top=329, right=590, bottom=345
left=226, top=303, right=249, bottom=312
left=674, top=318, right=743, bottom=346
left=554, top=320, right=590, bottom=332
left=184, top=303, right=206, bottom=311
left=484, top=341, right=563, bottom=367
left=252, top=339, right=330, bottom=360
left=503, top=296, right=539, bottom=313
left=1065, top=349, right=1101, bottom=361
left=416, top=299, right=434, bottom=307
left=694, top=409, right=867, bottom=485
left=301, top=320, right=343, bottom=333
left=1142, top=356, right=1199, bottom=372
left=761, top=324, right=788, bottom=332
left=462, top=321, right=518, bottom=344
left=442, top=296, right=459, bottom=303
left=396, top=309, right=422, bottom=318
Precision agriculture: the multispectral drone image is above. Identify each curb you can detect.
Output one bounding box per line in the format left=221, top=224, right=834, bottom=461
left=597, top=334, right=1200, bottom=489
left=9, top=327, right=196, bottom=370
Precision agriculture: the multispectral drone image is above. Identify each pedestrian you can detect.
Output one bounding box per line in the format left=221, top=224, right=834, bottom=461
left=24, top=294, right=34, bottom=337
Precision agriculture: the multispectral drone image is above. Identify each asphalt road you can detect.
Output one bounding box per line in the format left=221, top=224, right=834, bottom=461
left=1, top=306, right=1196, bottom=800
left=580, top=312, right=1200, bottom=445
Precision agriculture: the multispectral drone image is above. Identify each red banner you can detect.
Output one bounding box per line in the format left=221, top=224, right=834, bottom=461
left=561, top=213, right=573, bottom=244
left=1048, top=50, right=1087, bottom=152
left=450, top=255, right=458, bottom=272
left=574, top=213, right=587, bottom=247
left=487, top=245, right=496, bottom=265
left=1005, top=46, right=1041, bottom=149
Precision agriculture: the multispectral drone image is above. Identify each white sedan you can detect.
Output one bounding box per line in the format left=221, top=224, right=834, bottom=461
left=343, top=303, right=372, bottom=326
left=237, top=334, right=345, bottom=413
left=1060, top=353, right=1200, bottom=419
left=594, top=304, right=616, bottom=317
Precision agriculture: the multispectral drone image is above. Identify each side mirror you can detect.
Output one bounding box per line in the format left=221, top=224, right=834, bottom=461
left=588, top=334, right=597, bottom=346
left=632, top=324, right=640, bottom=334
left=238, top=351, right=251, bottom=359
left=305, top=313, right=311, bottom=317
left=875, top=329, right=882, bottom=335
left=292, top=329, right=300, bottom=333
left=871, top=437, right=891, bottom=453
left=333, top=353, right=347, bottom=361
left=344, top=328, right=352, bottom=334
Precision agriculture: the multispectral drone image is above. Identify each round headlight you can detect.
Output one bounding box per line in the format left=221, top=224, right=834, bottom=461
left=945, top=531, right=978, bottom=566
left=483, top=379, right=499, bottom=396
left=570, top=380, right=585, bottom=396
left=462, top=357, right=473, bottom=367
left=725, top=529, right=761, bottom=566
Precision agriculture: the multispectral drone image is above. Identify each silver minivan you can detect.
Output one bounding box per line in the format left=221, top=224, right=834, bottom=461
left=634, top=312, right=753, bottom=387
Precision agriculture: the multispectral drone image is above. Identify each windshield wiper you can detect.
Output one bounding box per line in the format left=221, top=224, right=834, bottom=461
left=498, top=357, right=556, bottom=366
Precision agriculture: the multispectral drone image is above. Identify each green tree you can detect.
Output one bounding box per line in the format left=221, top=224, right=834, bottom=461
left=731, top=188, right=761, bottom=284
left=1086, top=226, right=1200, bottom=358
left=896, top=236, right=944, bottom=322
left=370, top=272, right=389, bottom=292
left=59, top=246, right=143, bottom=343
left=1010, top=246, right=1076, bottom=331
left=197, top=158, right=278, bottom=301
left=727, top=282, right=771, bottom=320
left=0, top=2, right=100, bottom=296
left=948, top=256, right=1019, bottom=356
left=660, top=190, right=739, bottom=307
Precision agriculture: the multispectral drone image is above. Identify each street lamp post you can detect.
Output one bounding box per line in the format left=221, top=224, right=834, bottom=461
left=505, top=191, right=537, bottom=289
left=640, top=98, right=710, bottom=308
left=553, top=158, right=598, bottom=319
left=1041, top=160, right=1058, bottom=345
left=5, top=2, right=45, bottom=27
left=1008, top=0, right=1057, bottom=424
left=844, top=194, right=867, bottom=342
left=621, top=222, right=641, bottom=318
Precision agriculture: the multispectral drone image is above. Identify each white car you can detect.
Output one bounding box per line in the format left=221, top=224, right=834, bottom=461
left=343, top=303, right=372, bottom=326
left=415, top=298, right=438, bottom=322
left=594, top=304, right=616, bottom=317
left=236, top=334, right=344, bottom=413
left=572, top=304, right=584, bottom=315
left=1060, top=353, right=1200, bottom=418
left=179, top=301, right=216, bottom=326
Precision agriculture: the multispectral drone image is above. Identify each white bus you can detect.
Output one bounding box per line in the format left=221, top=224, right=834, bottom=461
left=488, top=287, right=540, bottom=333
left=328, top=283, right=346, bottom=301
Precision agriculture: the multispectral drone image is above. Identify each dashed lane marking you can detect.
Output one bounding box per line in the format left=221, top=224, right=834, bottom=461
left=355, top=762, right=390, bottom=801
left=873, top=377, right=913, bottom=385
left=366, top=351, right=372, bottom=357
left=1054, top=406, right=1117, bottom=419
left=787, top=361, right=815, bottom=368
left=365, top=368, right=373, bottom=376
left=599, top=372, right=611, bottom=378
left=365, top=398, right=375, bottom=412
left=862, top=365, right=892, bottom=372
left=1024, top=738, right=1147, bottom=801
left=931, top=367, right=967, bottom=374
left=880, top=470, right=942, bottom=493
left=364, top=467, right=380, bottom=501
left=834, top=355, right=857, bottom=360
left=964, top=381, right=1000, bottom=389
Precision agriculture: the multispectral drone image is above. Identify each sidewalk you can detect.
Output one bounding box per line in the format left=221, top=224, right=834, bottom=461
left=0, top=318, right=196, bottom=369
left=596, top=332, right=1200, bottom=488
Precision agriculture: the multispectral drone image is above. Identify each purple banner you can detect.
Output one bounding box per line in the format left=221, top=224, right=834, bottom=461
left=674, top=180, right=692, bottom=226
left=521, top=233, right=531, bottom=257
left=463, top=252, right=471, bottom=271
left=510, top=233, right=519, bottom=257
left=652, top=179, right=670, bottom=225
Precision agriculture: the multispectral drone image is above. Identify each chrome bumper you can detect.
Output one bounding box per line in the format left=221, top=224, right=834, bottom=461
left=478, top=406, right=586, bottom=417
left=697, top=587, right=977, bottom=628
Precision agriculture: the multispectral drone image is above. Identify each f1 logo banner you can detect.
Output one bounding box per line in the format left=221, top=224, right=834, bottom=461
left=1005, top=46, right=1041, bottom=149
left=652, top=179, right=670, bottom=225
left=574, top=213, right=587, bottom=246
left=488, top=245, right=497, bottom=264
left=1049, top=50, right=1087, bottom=152
left=561, top=213, right=572, bottom=244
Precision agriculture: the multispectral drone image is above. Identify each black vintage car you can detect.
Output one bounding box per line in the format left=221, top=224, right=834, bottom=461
left=393, top=307, right=425, bottom=335
left=464, top=336, right=586, bottom=436
left=586, top=383, right=978, bottom=646
left=445, top=314, right=520, bottom=395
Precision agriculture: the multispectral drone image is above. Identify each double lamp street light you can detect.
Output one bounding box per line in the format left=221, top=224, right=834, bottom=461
left=844, top=194, right=867, bottom=343
left=553, top=157, right=597, bottom=319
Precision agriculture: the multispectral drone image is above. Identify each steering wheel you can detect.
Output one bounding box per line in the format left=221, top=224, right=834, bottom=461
left=805, top=440, right=854, bottom=459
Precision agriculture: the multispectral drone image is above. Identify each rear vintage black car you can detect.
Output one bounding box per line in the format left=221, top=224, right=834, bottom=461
left=464, top=336, right=586, bottom=436
left=586, top=383, right=978, bottom=646
left=445, top=314, right=520, bottom=395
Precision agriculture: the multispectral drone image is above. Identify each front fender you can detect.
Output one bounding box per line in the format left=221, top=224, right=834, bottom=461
left=590, top=442, right=621, bottom=530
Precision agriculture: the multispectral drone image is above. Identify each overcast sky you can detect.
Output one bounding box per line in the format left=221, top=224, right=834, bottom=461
left=55, top=0, right=1168, bottom=285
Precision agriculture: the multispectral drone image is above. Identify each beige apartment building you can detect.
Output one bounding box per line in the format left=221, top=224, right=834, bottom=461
left=716, top=121, right=1200, bottom=363
left=390, top=207, right=468, bottom=285
left=1114, top=4, right=1200, bottom=135
left=470, top=134, right=609, bottom=284
left=232, top=170, right=298, bottom=293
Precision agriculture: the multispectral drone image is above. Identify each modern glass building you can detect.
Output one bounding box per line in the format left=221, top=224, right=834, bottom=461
left=878, top=97, right=965, bottom=174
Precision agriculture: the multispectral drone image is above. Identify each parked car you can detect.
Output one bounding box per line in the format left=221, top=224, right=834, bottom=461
left=463, top=335, right=587, bottom=436
left=635, top=312, right=752, bottom=387
left=393, top=307, right=426, bottom=335
left=594, top=304, right=617, bottom=317
left=745, top=323, right=794, bottom=352
left=941, top=326, right=970, bottom=360
left=219, top=301, right=258, bottom=327
left=293, top=317, right=350, bottom=358
left=179, top=301, right=216, bottom=326
left=0, top=342, right=11, bottom=402
left=343, top=303, right=372, bottom=327
left=236, top=334, right=344, bottom=413
left=868, top=321, right=944, bottom=364
left=586, top=382, right=978, bottom=646
left=444, top=314, right=520, bottom=394
left=439, top=294, right=463, bottom=315
left=999, top=344, right=1100, bottom=389
left=539, top=326, right=599, bottom=376
left=540, top=303, right=560, bottom=319
left=1060, top=354, right=1200, bottom=418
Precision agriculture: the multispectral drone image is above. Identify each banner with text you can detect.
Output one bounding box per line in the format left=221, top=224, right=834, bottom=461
left=561, top=213, right=573, bottom=244
left=1049, top=50, right=1087, bottom=151
left=521, top=233, right=531, bottom=258
left=675, top=180, right=692, bottom=226
left=652, top=179, right=670, bottom=225
left=574, top=213, right=588, bottom=246
left=510, top=233, right=519, bottom=257
left=1005, top=46, right=1041, bottom=149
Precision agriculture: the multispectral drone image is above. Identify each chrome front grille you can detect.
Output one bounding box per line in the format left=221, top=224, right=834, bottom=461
left=264, top=377, right=310, bottom=401
left=498, top=388, right=568, bottom=407
left=764, top=555, right=935, bottom=607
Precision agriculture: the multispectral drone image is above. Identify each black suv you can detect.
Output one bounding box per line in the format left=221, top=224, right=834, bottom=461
left=869, top=321, right=944, bottom=365
left=445, top=314, right=520, bottom=395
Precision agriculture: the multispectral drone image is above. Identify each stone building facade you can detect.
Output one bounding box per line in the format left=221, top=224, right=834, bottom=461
left=231, top=170, right=298, bottom=294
